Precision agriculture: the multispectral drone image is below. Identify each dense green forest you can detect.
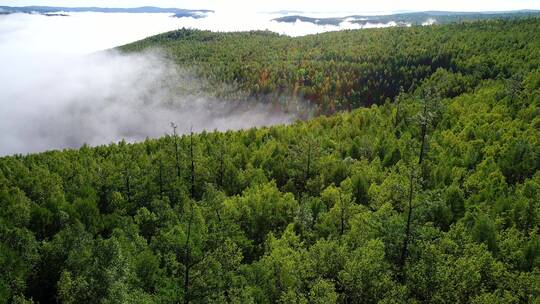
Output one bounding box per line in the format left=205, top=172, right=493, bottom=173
left=2, top=18, right=540, bottom=303
left=122, top=18, right=540, bottom=114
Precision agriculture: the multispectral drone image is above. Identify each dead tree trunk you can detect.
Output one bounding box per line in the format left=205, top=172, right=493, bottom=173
left=303, top=140, right=311, bottom=194
left=399, top=98, right=429, bottom=279
left=394, top=105, right=401, bottom=129
left=183, top=200, right=194, bottom=304
left=399, top=169, right=415, bottom=279
left=418, top=100, right=429, bottom=165
left=158, top=156, right=164, bottom=200
left=171, top=122, right=181, bottom=179
left=123, top=152, right=132, bottom=205
left=339, top=189, right=345, bottom=236
left=218, top=140, right=224, bottom=189
left=189, top=129, right=195, bottom=199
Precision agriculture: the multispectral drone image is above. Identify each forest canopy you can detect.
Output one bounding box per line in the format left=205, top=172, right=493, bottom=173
left=122, top=18, right=540, bottom=114
left=1, top=18, right=540, bottom=303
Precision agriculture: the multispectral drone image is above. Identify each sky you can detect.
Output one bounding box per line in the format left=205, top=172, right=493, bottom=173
left=1, top=0, right=540, bottom=13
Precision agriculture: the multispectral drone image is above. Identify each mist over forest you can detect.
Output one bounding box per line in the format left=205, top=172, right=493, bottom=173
left=2, top=8, right=538, bottom=155
left=0, top=48, right=296, bottom=155
left=0, top=12, right=298, bottom=155
left=0, top=10, right=390, bottom=156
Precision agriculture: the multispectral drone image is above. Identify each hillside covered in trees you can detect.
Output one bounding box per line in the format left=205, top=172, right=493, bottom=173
left=122, top=18, right=540, bottom=114
left=1, top=18, right=540, bottom=303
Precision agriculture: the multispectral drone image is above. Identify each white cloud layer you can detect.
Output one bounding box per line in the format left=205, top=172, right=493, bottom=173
left=0, top=11, right=401, bottom=56
left=0, top=46, right=296, bottom=155
left=3, top=12, right=333, bottom=155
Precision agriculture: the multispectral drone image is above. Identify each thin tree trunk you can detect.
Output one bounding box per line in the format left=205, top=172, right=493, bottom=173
left=418, top=123, right=427, bottom=165
left=399, top=170, right=415, bottom=279
left=418, top=99, right=429, bottom=165
left=124, top=155, right=132, bottom=205
left=339, top=190, right=345, bottom=236
left=304, top=141, right=311, bottom=194
left=125, top=172, right=131, bottom=204
left=158, top=157, right=164, bottom=200
left=190, top=130, right=195, bottom=199
left=183, top=201, right=194, bottom=304
left=171, top=122, right=181, bottom=178
left=218, top=143, right=224, bottom=189
left=394, top=102, right=401, bottom=129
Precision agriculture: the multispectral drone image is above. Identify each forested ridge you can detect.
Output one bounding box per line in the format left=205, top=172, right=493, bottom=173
left=122, top=18, right=540, bottom=114
left=1, top=18, right=540, bottom=303
left=272, top=11, right=540, bottom=27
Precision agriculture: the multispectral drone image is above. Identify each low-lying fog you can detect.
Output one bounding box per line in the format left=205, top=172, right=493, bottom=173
left=0, top=11, right=387, bottom=156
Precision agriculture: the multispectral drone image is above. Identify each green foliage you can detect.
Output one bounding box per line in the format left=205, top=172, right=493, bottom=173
left=121, top=19, right=540, bottom=114
left=1, top=18, right=540, bottom=303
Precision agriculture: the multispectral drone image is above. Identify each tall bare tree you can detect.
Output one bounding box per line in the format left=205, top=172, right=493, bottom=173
left=171, top=122, right=181, bottom=179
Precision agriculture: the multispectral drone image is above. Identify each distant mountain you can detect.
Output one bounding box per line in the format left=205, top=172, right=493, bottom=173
left=0, top=6, right=213, bottom=18
left=267, top=10, right=305, bottom=15
left=273, top=10, right=540, bottom=26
